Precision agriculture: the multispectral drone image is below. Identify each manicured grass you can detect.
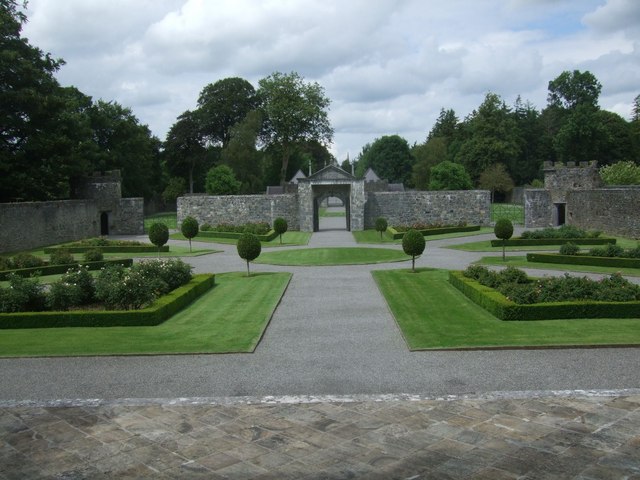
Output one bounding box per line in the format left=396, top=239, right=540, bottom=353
left=144, top=212, right=177, bottom=231
left=353, top=228, right=493, bottom=245
left=21, top=245, right=219, bottom=260
left=476, top=255, right=640, bottom=276
left=170, top=231, right=311, bottom=247
left=0, top=272, right=291, bottom=357
left=319, top=207, right=346, bottom=217
left=255, top=247, right=411, bottom=266
left=449, top=236, right=638, bottom=253
left=373, top=268, right=640, bottom=350
left=491, top=203, right=524, bottom=224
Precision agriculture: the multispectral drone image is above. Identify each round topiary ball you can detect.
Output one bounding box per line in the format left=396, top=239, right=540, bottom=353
left=402, top=229, right=426, bottom=272
left=148, top=222, right=169, bottom=256
left=181, top=216, right=199, bottom=252
left=273, top=217, right=288, bottom=244
left=494, top=218, right=514, bottom=260
left=375, top=217, right=388, bottom=240
left=237, top=232, right=262, bottom=276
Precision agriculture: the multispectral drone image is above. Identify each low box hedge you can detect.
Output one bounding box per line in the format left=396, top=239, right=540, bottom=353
left=198, top=229, right=279, bottom=242
left=388, top=225, right=480, bottom=240
left=448, top=271, right=640, bottom=321
left=527, top=253, right=640, bottom=269
left=0, top=273, right=215, bottom=329
left=44, top=245, right=170, bottom=253
left=490, top=238, right=616, bottom=247
left=0, top=259, right=134, bottom=281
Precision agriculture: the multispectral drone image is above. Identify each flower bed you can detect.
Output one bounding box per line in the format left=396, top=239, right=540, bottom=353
left=198, top=229, right=279, bottom=242
left=0, top=259, right=133, bottom=281
left=388, top=225, right=480, bottom=240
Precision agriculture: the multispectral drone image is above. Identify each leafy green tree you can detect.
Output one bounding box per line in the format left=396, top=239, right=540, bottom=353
left=163, top=110, right=207, bottom=194
left=220, top=110, right=265, bottom=193
left=375, top=217, right=388, bottom=240
left=478, top=163, right=514, bottom=202
left=162, top=176, right=187, bottom=204
left=600, top=161, right=640, bottom=185
left=148, top=223, right=169, bottom=257
left=273, top=217, right=288, bottom=244
left=355, top=135, right=414, bottom=185
left=197, top=77, right=259, bottom=147
left=402, top=229, right=425, bottom=273
left=427, top=108, right=459, bottom=142
left=180, top=216, right=199, bottom=252
left=510, top=97, right=543, bottom=185
left=428, top=161, right=473, bottom=190
left=205, top=164, right=241, bottom=195
left=237, top=233, right=261, bottom=276
left=494, top=218, right=514, bottom=261
left=411, top=137, right=447, bottom=190
left=547, top=70, right=602, bottom=110
left=258, top=71, right=333, bottom=185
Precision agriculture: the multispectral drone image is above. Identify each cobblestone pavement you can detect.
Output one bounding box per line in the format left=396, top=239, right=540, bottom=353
left=1, top=392, right=639, bottom=479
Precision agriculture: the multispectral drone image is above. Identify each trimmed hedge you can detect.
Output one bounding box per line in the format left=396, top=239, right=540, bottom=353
left=198, top=229, right=279, bottom=242
left=449, top=271, right=640, bottom=321
left=0, top=259, right=134, bottom=281
left=527, top=253, right=640, bottom=269
left=489, top=238, right=616, bottom=247
left=44, top=246, right=170, bottom=253
left=388, top=225, right=480, bottom=240
left=0, top=274, right=215, bottom=329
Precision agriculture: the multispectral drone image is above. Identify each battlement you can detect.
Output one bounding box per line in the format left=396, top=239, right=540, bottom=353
left=543, top=160, right=598, bottom=170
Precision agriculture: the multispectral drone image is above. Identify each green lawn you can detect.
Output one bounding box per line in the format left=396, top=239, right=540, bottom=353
left=373, top=268, right=640, bottom=350
left=144, top=212, right=177, bottom=231
left=476, top=255, right=640, bottom=276
left=0, top=272, right=291, bottom=357
left=449, top=236, right=639, bottom=252
left=170, top=231, right=311, bottom=247
left=319, top=207, right=346, bottom=217
left=352, top=228, right=493, bottom=245
left=255, top=247, right=411, bottom=266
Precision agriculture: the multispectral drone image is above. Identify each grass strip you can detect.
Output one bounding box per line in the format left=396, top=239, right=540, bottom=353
left=255, top=247, right=411, bottom=266
left=144, top=212, right=177, bottom=230
left=0, top=272, right=291, bottom=357
left=450, top=236, right=637, bottom=252
left=372, top=268, right=640, bottom=350
left=353, top=228, right=492, bottom=245
left=170, top=231, right=311, bottom=248
left=476, top=256, right=640, bottom=276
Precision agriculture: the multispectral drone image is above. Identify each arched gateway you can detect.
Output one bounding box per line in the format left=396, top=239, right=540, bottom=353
left=296, top=165, right=364, bottom=232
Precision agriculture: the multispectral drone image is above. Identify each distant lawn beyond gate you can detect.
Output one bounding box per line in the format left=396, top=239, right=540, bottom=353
left=373, top=269, right=640, bottom=350
left=0, top=272, right=291, bottom=357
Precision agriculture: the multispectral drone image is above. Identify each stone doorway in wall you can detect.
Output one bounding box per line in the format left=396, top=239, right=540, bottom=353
left=100, top=212, right=110, bottom=235
left=312, top=185, right=351, bottom=232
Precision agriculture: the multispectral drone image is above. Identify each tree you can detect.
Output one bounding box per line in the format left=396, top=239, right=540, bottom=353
left=197, top=77, right=259, bottom=148
left=162, top=176, right=187, bottom=204
left=220, top=110, right=265, bottom=193
left=494, top=218, right=513, bottom=261
left=510, top=97, right=543, bottom=185
left=478, top=164, right=514, bottom=202
left=205, top=165, right=241, bottom=195
left=547, top=70, right=602, bottom=110
left=411, top=137, right=447, bottom=190
left=402, top=229, right=425, bottom=273
left=181, top=216, right=199, bottom=252
left=375, top=217, right=388, bottom=240
left=273, top=217, right=288, bottom=244
left=258, top=71, right=333, bottom=185
left=632, top=94, right=640, bottom=122
left=148, top=223, right=169, bottom=257
left=428, top=161, right=473, bottom=190
left=599, top=161, right=640, bottom=185
left=163, top=110, right=207, bottom=194
left=427, top=108, right=459, bottom=142
left=237, top=233, right=261, bottom=276
left=355, top=135, right=414, bottom=185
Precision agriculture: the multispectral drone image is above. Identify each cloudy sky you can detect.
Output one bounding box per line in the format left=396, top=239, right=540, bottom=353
left=22, top=0, right=640, bottom=161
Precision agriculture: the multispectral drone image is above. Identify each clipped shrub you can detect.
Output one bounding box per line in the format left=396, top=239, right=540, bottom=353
left=47, top=280, right=84, bottom=311
left=148, top=222, right=170, bottom=256
left=61, top=266, right=96, bottom=304
left=132, top=259, right=192, bottom=293
left=11, top=253, right=44, bottom=269
left=402, top=229, right=426, bottom=272
left=494, top=218, right=513, bottom=260
left=49, top=249, right=75, bottom=266
left=589, top=244, right=624, bottom=257
left=181, top=216, right=199, bottom=252
left=273, top=217, right=288, bottom=244
left=0, top=274, right=46, bottom=312
left=559, top=243, right=580, bottom=255
left=375, top=217, right=388, bottom=240
left=83, top=249, right=104, bottom=262
left=0, top=257, right=14, bottom=271
left=95, top=265, right=157, bottom=310
left=237, top=233, right=262, bottom=276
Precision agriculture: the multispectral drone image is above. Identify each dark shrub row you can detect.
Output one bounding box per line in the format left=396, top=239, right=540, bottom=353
left=201, top=222, right=271, bottom=235
left=520, top=225, right=601, bottom=239
left=558, top=243, right=640, bottom=258
left=0, top=259, right=133, bottom=281
left=490, top=238, right=615, bottom=247
left=527, top=253, right=640, bottom=269
left=392, top=221, right=467, bottom=233
left=388, top=225, right=480, bottom=240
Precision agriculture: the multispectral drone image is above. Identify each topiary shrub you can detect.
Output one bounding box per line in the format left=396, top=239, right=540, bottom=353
left=559, top=243, right=580, bottom=255
left=61, top=265, right=96, bottom=304
left=402, top=229, right=425, bottom=273
left=0, top=257, right=14, bottom=271
left=148, top=222, right=169, bottom=257
left=83, top=249, right=104, bottom=262
left=375, top=217, right=388, bottom=240
left=181, top=216, right=199, bottom=252
left=237, top=233, right=261, bottom=276
left=11, top=253, right=44, bottom=269
left=49, top=249, right=75, bottom=266
left=494, top=218, right=514, bottom=261
left=273, top=217, right=288, bottom=244
left=0, top=274, right=46, bottom=312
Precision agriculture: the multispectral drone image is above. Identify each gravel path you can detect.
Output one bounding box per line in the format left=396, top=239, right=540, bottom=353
left=0, top=220, right=638, bottom=402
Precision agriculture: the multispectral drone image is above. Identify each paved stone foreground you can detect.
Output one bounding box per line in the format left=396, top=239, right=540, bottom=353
left=1, top=391, right=640, bottom=479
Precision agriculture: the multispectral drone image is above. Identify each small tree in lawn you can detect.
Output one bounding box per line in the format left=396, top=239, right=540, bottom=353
left=237, top=233, right=261, bottom=276
left=273, top=217, right=288, bottom=244
left=375, top=217, right=388, bottom=240
left=494, top=218, right=514, bottom=261
left=181, top=216, right=199, bottom=252
left=149, top=223, right=169, bottom=258
left=402, top=229, right=426, bottom=273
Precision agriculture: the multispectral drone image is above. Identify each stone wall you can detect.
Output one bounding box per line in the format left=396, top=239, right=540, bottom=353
left=116, top=198, right=145, bottom=235
left=363, top=191, right=491, bottom=228
left=524, top=189, right=554, bottom=228
left=567, top=187, right=640, bottom=238
left=0, top=200, right=99, bottom=253
left=544, top=161, right=602, bottom=203
left=177, top=194, right=300, bottom=230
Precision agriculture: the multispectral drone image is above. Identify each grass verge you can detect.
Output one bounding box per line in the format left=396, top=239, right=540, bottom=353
left=449, top=236, right=638, bottom=253
left=353, top=228, right=492, bottom=245
left=144, top=212, right=177, bottom=231
left=0, top=272, right=291, bottom=357
left=170, top=231, right=311, bottom=247
left=255, top=247, right=410, bottom=266
left=476, top=255, right=640, bottom=276
left=372, top=268, right=640, bottom=350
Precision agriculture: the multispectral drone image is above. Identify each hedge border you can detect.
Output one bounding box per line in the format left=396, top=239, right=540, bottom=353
left=0, top=274, right=215, bottom=329
left=198, top=229, right=279, bottom=242
left=490, top=238, right=616, bottom=247
left=448, top=271, right=640, bottom=321
left=44, top=245, right=170, bottom=253
left=0, top=259, right=134, bottom=281
left=388, top=225, right=480, bottom=240
left=527, top=253, right=640, bottom=269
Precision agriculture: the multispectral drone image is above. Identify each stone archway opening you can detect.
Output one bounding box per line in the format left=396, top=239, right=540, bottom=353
left=312, top=185, right=351, bottom=232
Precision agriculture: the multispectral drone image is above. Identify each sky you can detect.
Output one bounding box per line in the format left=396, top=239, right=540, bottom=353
left=22, top=0, right=640, bottom=162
